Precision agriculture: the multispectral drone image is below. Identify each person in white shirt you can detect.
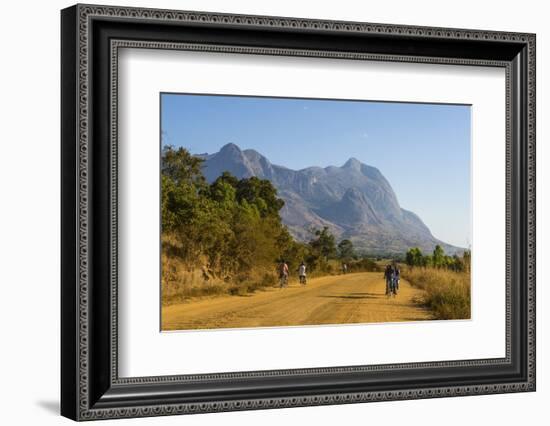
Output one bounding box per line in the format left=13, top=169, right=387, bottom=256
left=298, top=262, right=307, bottom=285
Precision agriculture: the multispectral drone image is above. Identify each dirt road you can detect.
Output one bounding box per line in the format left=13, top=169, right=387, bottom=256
left=162, top=272, right=433, bottom=331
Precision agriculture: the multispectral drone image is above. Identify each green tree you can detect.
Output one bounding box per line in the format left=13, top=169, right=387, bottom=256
left=208, top=175, right=237, bottom=205
left=406, top=247, right=424, bottom=267
left=278, top=228, right=310, bottom=272
left=161, top=146, right=207, bottom=236
left=309, top=227, right=336, bottom=262
left=161, top=145, right=206, bottom=187
left=236, top=176, right=285, bottom=218
left=338, top=239, right=355, bottom=261
left=432, top=245, right=445, bottom=268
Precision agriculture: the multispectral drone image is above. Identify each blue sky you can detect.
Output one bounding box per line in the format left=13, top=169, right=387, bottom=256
left=161, top=93, right=471, bottom=248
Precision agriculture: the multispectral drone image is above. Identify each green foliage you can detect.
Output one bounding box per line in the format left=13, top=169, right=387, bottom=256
left=432, top=245, right=445, bottom=268
left=405, top=247, right=425, bottom=267
left=278, top=228, right=310, bottom=272
left=309, top=226, right=336, bottom=261
left=347, top=257, right=381, bottom=273
left=235, top=176, right=285, bottom=217
left=162, top=145, right=206, bottom=187
left=337, top=239, right=355, bottom=261
left=162, top=146, right=299, bottom=286
left=405, top=246, right=470, bottom=272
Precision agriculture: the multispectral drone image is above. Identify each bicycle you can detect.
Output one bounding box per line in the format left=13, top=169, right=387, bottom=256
left=279, top=273, right=289, bottom=289
left=390, top=278, right=398, bottom=297
left=386, top=278, right=397, bottom=298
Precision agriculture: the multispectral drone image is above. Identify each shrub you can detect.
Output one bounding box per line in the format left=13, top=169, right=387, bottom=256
left=348, top=258, right=381, bottom=272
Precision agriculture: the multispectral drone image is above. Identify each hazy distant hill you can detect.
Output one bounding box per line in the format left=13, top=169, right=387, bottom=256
left=199, top=143, right=461, bottom=255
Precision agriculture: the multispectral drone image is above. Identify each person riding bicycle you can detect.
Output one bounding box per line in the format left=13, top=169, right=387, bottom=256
left=384, top=264, right=394, bottom=295
left=342, top=263, right=348, bottom=274
left=298, top=262, right=307, bottom=285
left=278, top=261, right=289, bottom=288
left=393, top=264, right=400, bottom=293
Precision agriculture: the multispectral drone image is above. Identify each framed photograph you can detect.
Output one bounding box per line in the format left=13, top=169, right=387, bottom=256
left=61, top=4, right=536, bottom=421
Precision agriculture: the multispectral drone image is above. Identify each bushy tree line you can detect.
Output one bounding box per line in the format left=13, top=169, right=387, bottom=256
left=162, top=146, right=365, bottom=283
left=405, top=245, right=471, bottom=272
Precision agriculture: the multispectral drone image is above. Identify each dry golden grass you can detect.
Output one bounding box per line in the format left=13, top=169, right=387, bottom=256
left=402, top=267, right=471, bottom=320
left=161, top=252, right=278, bottom=306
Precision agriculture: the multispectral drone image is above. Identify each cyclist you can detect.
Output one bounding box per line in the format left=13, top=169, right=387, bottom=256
left=393, top=264, right=400, bottom=294
left=384, top=264, right=394, bottom=296
left=278, top=261, right=289, bottom=288
left=298, top=262, right=307, bottom=285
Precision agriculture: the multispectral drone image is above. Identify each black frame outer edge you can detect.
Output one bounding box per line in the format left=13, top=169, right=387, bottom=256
left=61, top=4, right=78, bottom=421
left=61, top=4, right=535, bottom=421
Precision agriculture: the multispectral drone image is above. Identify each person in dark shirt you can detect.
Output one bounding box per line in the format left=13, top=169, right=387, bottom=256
left=384, top=264, right=394, bottom=295
left=393, top=264, right=400, bottom=293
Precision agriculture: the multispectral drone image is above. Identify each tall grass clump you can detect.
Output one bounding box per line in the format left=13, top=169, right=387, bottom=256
left=402, top=267, right=471, bottom=320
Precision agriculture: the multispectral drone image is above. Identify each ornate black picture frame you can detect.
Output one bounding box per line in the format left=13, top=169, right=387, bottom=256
left=61, top=4, right=536, bottom=421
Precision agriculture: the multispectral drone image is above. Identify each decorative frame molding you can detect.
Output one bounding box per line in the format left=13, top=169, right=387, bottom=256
left=61, top=4, right=535, bottom=421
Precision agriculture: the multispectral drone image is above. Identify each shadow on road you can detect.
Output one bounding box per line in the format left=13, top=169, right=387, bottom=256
left=319, top=292, right=381, bottom=300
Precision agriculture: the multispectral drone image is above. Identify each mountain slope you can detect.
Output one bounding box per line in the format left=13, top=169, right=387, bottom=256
left=199, top=143, right=461, bottom=255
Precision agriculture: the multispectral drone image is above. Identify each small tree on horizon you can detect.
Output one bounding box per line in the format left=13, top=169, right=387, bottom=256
left=337, top=239, right=355, bottom=261
left=406, top=247, right=424, bottom=267
left=309, top=226, right=337, bottom=262
left=432, top=245, right=445, bottom=268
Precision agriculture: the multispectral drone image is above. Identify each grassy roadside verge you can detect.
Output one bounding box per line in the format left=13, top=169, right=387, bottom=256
left=402, top=267, right=471, bottom=320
